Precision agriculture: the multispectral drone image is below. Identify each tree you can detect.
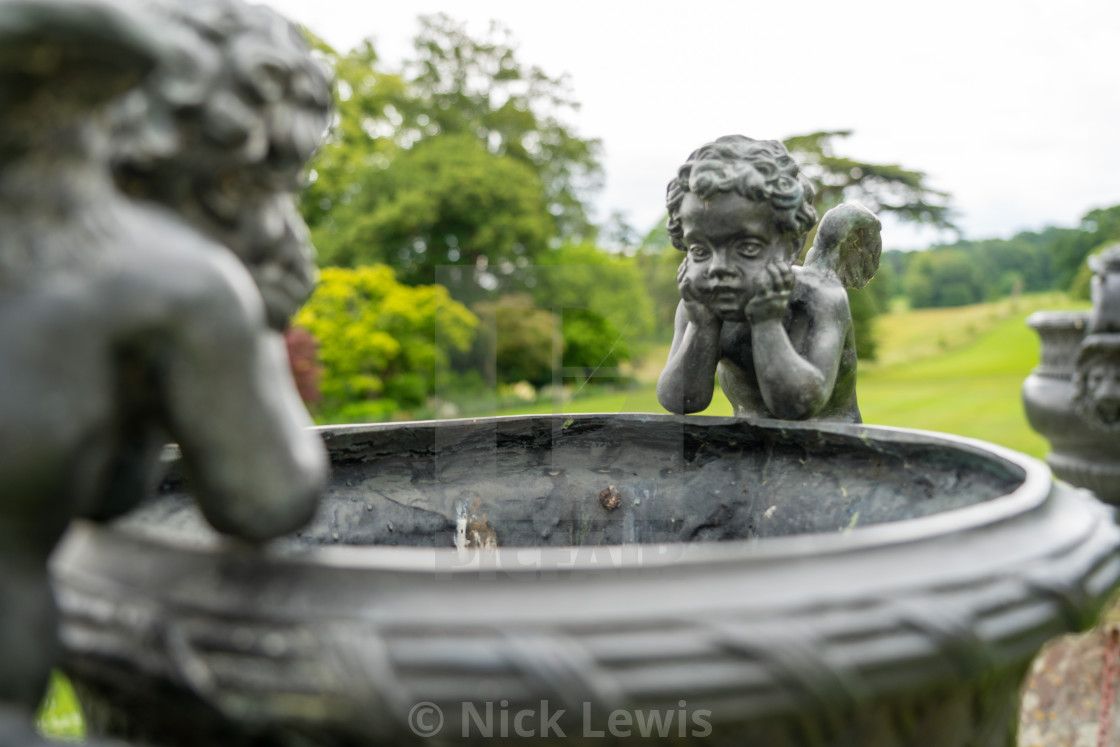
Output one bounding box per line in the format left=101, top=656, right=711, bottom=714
left=532, top=243, right=652, bottom=333
left=467, top=294, right=556, bottom=387
left=457, top=244, right=653, bottom=387
left=314, top=134, right=555, bottom=296
left=969, top=238, right=1052, bottom=295
left=903, top=250, right=986, bottom=308
left=402, top=15, right=601, bottom=238
left=783, top=130, right=957, bottom=232
left=531, top=242, right=652, bottom=379
left=300, top=41, right=406, bottom=239
left=779, top=130, right=956, bottom=357
left=292, top=265, right=477, bottom=419
left=632, top=223, right=689, bottom=342
left=301, top=15, right=603, bottom=289
left=1051, top=204, right=1120, bottom=289
left=894, top=203, right=1120, bottom=309
left=1070, top=239, right=1120, bottom=300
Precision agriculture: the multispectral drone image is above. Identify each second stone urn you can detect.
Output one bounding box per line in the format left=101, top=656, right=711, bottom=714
left=1023, top=244, right=1120, bottom=504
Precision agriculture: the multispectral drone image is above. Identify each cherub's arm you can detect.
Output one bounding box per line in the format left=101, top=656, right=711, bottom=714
left=657, top=299, right=723, bottom=414
left=747, top=264, right=848, bottom=420
left=159, top=251, right=327, bottom=542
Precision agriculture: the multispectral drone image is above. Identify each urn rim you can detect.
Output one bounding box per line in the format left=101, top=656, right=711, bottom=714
left=62, top=414, right=1054, bottom=574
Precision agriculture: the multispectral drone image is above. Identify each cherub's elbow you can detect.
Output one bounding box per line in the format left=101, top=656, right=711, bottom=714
left=199, top=434, right=328, bottom=543
left=255, top=436, right=329, bottom=540
left=768, top=381, right=829, bottom=421
left=679, top=398, right=707, bottom=415
left=657, top=380, right=706, bottom=415
left=656, top=385, right=685, bottom=414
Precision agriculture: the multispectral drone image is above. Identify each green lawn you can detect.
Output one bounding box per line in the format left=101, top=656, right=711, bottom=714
left=37, top=672, right=84, bottom=741
left=859, top=316, right=1050, bottom=456
left=493, top=293, right=1088, bottom=460
left=849, top=293, right=1086, bottom=457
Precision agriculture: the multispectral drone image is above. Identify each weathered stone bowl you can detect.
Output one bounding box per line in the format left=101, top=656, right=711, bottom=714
left=51, top=414, right=1120, bottom=746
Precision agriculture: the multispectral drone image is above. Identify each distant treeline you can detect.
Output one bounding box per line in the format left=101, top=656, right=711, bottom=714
left=884, top=204, right=1120, bottom=308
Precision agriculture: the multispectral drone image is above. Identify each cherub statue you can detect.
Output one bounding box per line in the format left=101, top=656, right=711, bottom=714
left=0, top=0, right=327, bottom=736
left=1072, top=244, right=1120, bottom=431
left=657, top=135, right=881, bottom=422
left=110, top=0, right=333, bottom=331
left=1073, top=339, right=1120, bottom=430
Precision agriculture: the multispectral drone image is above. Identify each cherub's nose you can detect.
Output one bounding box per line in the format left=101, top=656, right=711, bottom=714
left=707, top=251, right=736, bottom=280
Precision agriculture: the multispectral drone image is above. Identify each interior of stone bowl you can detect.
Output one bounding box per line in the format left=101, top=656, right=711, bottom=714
left=120, top=414, right=1028, bottom=550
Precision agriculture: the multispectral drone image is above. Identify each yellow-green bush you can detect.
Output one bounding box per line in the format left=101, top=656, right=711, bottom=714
left=294, top=265, right=477, bottom=415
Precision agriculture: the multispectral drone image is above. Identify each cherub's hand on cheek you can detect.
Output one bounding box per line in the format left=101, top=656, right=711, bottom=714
left=678, top=256, right=720, bottom=328
left=745, top=261, right=793, bottom=323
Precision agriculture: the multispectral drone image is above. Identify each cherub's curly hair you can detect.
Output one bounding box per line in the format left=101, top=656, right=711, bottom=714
left=666, top=135, right=817, bottom=253
left=111, top=0, right=331, bottom=200
left=107, top=0, right=332, bottom=330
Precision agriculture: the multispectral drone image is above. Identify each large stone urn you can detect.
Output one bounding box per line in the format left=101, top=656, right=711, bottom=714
left=1020, top=310, right=1120, bottom=502
left=51, top=414, right=1120, bottom=746
left=1023, top=246, right=1120, bottom=505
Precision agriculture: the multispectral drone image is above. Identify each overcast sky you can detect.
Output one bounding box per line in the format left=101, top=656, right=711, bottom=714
left=266, top=0, right=1120, bottom=251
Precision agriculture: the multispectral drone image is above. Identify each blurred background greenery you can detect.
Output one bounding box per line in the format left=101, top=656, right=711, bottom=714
left=276, top=15, right=1112, bottom=458
left=35, top=12, right=1119, bottom=742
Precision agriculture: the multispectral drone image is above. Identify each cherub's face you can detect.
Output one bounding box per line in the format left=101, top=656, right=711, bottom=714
left=1080, top=360, right=1120, bottom=429
left=679, top=191, right=795, bottom=321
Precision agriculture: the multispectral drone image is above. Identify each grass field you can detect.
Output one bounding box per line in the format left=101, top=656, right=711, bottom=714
left=494, top=292, right=1087, bottom=459
left=37, top=672, right=84, bottom=741
left=857, top=295, right=1077, bottom=457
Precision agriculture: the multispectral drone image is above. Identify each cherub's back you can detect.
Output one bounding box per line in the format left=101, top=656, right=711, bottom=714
left=0, top=196, right=266, bottom=515
left=791, top=267, right=860, bottom=421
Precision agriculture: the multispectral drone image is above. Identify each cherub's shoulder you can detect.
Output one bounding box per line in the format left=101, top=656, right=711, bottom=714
left=113, top=200, right=265, bottom=322
left=792, top=265, right=850, bottom=309
left=123, top=200, right=216, bottom=255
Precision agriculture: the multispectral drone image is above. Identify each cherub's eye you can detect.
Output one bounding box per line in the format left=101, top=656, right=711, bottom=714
left=688, top=245, right=711, bottom=260
left=735, top=241, right=764, bottom=258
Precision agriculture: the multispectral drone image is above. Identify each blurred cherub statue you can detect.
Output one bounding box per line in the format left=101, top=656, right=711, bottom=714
left=110, top=0, right=333, bottom=331
left=1073, top=244, right=1120, bottom=431
left=0, top=0, right=328, bottom=737
left=657, top=135, right=881, bottom=423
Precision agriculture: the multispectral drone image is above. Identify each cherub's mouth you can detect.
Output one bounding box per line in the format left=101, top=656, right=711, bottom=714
left=706, top=285, right=743, bottom=298
left=705, top=288, right=745, bottom=317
